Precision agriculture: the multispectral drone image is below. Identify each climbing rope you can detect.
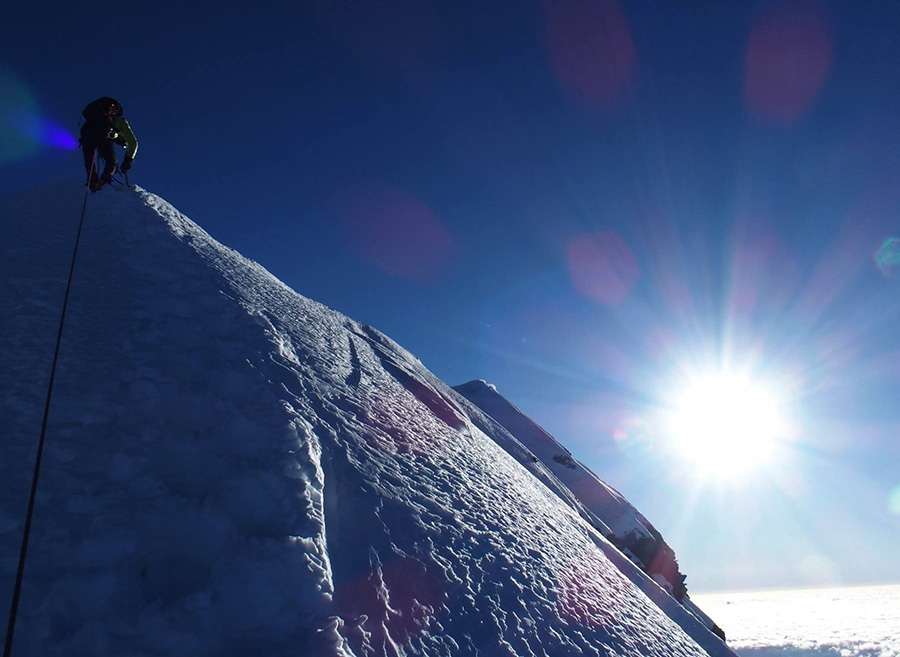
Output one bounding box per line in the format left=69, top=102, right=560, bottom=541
left=3, top=156, right=95, bottom=657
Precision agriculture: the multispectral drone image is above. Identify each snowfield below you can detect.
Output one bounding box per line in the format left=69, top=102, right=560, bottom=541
left=1, top=184, right=734, bottom=656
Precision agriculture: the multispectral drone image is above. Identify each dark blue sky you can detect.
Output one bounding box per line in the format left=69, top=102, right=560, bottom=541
left=4, top=0, right=900, bottom=592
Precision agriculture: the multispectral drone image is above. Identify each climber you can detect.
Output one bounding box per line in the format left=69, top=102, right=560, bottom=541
left=79, top=97, right=138, bottom=191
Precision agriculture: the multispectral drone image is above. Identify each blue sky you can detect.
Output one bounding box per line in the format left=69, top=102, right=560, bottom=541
left=3, top=0, right=899, bottom=592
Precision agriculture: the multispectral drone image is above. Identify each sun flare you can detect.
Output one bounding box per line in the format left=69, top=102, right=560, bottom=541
left=665, top=370, right=788, bottom=479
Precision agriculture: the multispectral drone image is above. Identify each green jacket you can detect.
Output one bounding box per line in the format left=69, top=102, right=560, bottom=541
left=112, top=116, right=138, bottom=161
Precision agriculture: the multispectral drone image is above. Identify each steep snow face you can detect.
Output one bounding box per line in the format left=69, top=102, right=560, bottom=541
left=453, top=380, right=725, bottom=638
left=0, top=184, right=735, bottom=656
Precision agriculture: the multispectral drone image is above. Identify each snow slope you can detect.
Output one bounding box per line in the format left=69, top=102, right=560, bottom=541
left=453, top=381, right=658, bottom=543
left=453, top=380, right=725, bottom=638
left=0, top=183, right=735, bottom=656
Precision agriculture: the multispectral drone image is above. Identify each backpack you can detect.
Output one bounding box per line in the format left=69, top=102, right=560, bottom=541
left=82, top=97, right=123, bottom=124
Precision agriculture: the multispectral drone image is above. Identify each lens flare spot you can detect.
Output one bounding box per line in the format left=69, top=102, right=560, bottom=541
left=40, top=120, right=78, bottom=150
left=544, top=0, right=636, bottom=107
left=1, top=67, right=76, bottom=160
left=889, top=486, right=900, bottom=515
left=336, top=184, right=456, bottom=284
left=745, top=0, right=833, bottom=125
left=612, top=415, right=652, bottom=456
left=875, top=238, right=900, bottom=278
left=1, top=66, right=39, bottom=163
left=332, top=555, right=446, bottom=643
left=12, top=111, right=78, bottom=150
left=567, top=230, right=640, bottom=305
left=556, top=553, right=617, bottom=628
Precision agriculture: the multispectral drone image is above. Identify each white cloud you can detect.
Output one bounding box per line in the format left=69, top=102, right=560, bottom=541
left=693, top=585, right=899, bottom=657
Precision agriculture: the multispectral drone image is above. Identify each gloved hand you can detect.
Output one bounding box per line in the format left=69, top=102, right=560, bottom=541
left=121, top=156, right=133, bottom=173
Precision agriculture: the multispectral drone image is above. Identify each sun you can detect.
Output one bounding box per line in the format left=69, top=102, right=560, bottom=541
left=664, top=370, right=789, bottom=480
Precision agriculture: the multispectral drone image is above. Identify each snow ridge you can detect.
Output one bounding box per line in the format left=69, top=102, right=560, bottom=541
left=1, top=184, right=735, bottom=656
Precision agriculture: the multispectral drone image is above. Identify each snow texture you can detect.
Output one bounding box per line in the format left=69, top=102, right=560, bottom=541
left=453, top=380, right=722, bottom=632
left=1, top=183, right=736, bottom=656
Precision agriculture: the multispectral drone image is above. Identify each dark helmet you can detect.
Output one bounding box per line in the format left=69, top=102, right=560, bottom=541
left=82, top=97, right=124, bottom=125
left=106, top=100, right=123, bottom=119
